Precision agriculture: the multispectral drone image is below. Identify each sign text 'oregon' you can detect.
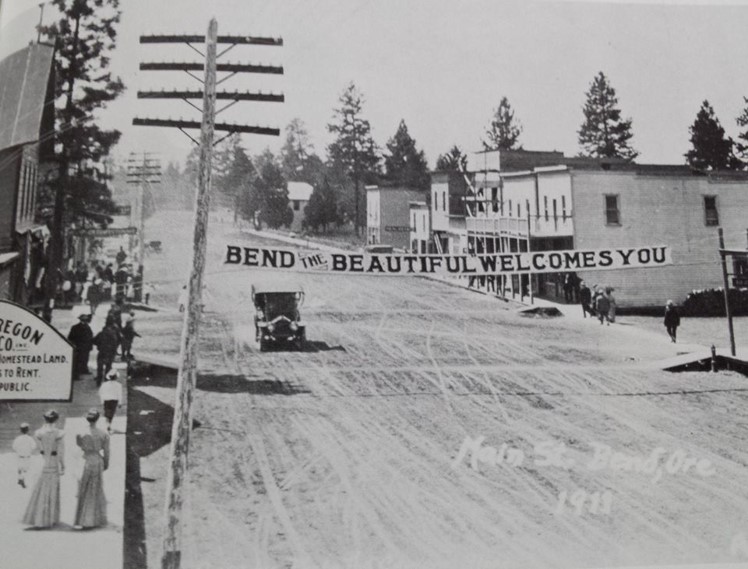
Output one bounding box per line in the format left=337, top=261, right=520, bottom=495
left=225, top=245, right=672, bottom=276
left=0, top=301, right=73, bottom=401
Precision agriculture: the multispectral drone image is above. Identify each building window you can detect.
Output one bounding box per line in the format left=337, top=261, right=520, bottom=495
left=517, top=202, right=521, bottom=218
left=433, top=191, right=438, bottom=211
left=704, top=195, right=719, bottom=226
left=293, top=200, right=300, bottom=211
left=508, top=199, right=512, bottom=217
left=605, top=194, right=620, bottom=225
left=544, top=196, right=549, bottom=221
left=525, top=199, right=530, bottom=219
left=442, top=191, right=446, bottom=212
left=422, top=215, right=426, bottom=232
left=412, top=213, right=416, bottom=231
left=552, top=199, right=557, bottom=220
left=561, top=196, right=567, bottom=219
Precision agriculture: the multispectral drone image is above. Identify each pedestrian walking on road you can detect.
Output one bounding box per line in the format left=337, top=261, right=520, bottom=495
left=22, top=410, right=65, bottom=529
left=605, top=287, right=617, bottom=323
left=73, top=409, right=109, bottom=530
left=116, top=246, right=127, bottom=267
left=99, top=370, right=123, bottom=433
left=88, top=276, right=102, bottom=315
left=579, top=280, right=592, bottom=318
left=595, top=290, right=611, bottom=325
left=68, top=314, right=94, bottom=379
left=12, top=423, right=36, bottom=488
left=93, top=318, right=120, bottom=387
left=121, top=312, right=140, bottom=359
left=563, top=273, right=575, bottom=303
left=664, top=300, right=681, bottom=343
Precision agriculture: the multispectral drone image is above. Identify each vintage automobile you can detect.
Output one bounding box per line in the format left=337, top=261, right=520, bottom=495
left=251, top=284, right=306, bottom=351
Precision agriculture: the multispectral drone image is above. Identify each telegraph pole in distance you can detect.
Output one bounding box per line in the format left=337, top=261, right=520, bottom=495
left=126, top=152, right=161, bottom=301
left=133, top=19, right=283, bottom=569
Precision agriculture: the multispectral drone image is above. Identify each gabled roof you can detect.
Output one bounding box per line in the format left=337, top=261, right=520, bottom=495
left=287, top=181, right=313, bottom=201
left=0, top=43, right=55, bottom=153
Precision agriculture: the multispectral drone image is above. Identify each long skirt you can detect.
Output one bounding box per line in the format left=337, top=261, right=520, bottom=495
left=74, top=456, right=107, bottom=527
left=22, top=468, right=60, bottom=527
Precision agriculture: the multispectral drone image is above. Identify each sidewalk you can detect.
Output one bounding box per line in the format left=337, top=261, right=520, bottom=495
left=0, top=302, right=127, bottom=569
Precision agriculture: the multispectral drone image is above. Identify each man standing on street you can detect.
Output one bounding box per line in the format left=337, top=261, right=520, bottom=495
left=68, top=314, right=94, bottom=379
left=579, top=280, right=592, bottom=318
left=93, top=318, right=121, bottom=387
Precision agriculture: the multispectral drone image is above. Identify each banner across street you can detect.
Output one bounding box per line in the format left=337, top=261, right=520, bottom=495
left=225, top=244, right=672, bottom=276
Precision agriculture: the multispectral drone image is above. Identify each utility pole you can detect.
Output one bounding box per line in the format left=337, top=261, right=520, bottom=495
left=134, top=19, right=282, bottom=569
left=127, top=152, right=161, bottom=301
left=718, top=228, right=736, bottom=357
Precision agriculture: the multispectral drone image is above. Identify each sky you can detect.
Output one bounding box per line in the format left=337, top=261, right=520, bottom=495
left=3, top=0, right=748, bottom=169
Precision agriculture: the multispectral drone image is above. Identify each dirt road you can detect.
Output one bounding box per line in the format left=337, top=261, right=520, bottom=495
left=131, top=210, right=748, bottom=569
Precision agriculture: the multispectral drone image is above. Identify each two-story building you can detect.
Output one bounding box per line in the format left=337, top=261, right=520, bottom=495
left=461, top=149, right=748, bottom=308
left=366, top=184, right=426, bottom=250
left=0, top=43, right=55, bottom=304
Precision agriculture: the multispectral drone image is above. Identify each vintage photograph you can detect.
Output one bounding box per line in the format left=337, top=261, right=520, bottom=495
left=1, top=1, right=748, bottom=568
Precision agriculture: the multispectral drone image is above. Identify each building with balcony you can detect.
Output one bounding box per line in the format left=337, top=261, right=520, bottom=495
left=461, top=149, right=748, bottom=308
left=366, top=184, right=425, bottom=250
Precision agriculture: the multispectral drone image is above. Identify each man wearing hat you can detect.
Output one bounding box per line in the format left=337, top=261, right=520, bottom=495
left=99, top=370, right=123, bottom=433
left=68, top=313, right=94, bottom=380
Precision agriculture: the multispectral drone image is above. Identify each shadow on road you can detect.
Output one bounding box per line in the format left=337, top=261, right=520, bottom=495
left=130, top=362, right=311, bottom=395
left=302, top=340, right=346, bottom=353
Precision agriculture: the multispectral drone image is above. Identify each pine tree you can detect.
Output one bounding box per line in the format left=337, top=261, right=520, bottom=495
left=435, top=145, right=467, bottom=172
left=734, top=97, right=748, bottom=167
left=253, top=150, right=292, bottom=229
left=281, top=118, right=317, bottom=182
left=686, top=100, right=739, bottom=170
left=578, top=72, right=638, bottom=161
left=383, top=120, right=430, bottom=190
left=327, top=82, right=380, bottom=234
left=483, top=97, right=522, bottom=151
left=224, top=143, right=257, bottom=222
left=38, top=0, right=124, bottom=316
left=304, top=177, right=339, bottom=233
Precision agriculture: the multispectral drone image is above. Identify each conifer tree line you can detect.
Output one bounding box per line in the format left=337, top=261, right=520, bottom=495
left=32, top=0, right=748, bottom=243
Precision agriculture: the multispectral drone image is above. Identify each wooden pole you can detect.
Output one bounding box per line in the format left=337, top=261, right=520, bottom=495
left=527, top=210, right=533, bottom=305
left=160, top=18, right=218, bottom=569
left=718, top=227, right=736, bottom=357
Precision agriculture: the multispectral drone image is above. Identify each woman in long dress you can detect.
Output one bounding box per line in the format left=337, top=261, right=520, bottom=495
left=74, top=409, right=109, bottom=529
left=22, top=410, right=65, bottom=528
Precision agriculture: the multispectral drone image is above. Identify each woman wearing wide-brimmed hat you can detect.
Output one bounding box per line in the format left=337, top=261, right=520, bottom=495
left=74, top=409, right=109, bottom=529
left=22, top=410, right=65, bottom=528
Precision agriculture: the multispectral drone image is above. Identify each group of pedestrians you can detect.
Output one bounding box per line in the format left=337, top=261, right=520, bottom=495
left=67, top=304, right=140, bottom=386
left=579, top=281, right=617, bottom=325
left=13, top=408, right=110, bottom=530
left=577, top=278, right=683, bottom=342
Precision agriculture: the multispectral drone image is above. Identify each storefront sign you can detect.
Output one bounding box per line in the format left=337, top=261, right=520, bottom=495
left=225, top=245, right=672, bottom=276
left=0, top=301, right=73, bottom=401
left=71, top=227, right=137, bottom=238
left=113, top=205, right=132, bottom=216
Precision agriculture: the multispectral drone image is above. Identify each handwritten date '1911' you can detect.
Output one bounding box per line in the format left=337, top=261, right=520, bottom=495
left=556, top=490, right=613, bottom=516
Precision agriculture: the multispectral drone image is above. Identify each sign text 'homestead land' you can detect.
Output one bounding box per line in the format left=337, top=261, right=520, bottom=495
left=225, top=245, right=672, bottom=276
